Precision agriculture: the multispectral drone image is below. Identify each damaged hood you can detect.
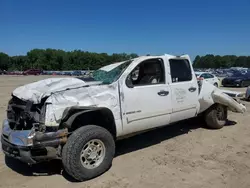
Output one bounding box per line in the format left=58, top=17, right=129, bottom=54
left=12, top=77, right=102, bottom=104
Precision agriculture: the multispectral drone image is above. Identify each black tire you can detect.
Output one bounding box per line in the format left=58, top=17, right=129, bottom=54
left=214, top=83, right=218, bottom=87
left=62, top=125, right=115, bottom=181
left=204, top=104, right=227, bottom=129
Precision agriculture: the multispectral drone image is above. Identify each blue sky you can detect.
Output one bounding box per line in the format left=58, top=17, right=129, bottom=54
left=1, top=0, right=250, bottom=59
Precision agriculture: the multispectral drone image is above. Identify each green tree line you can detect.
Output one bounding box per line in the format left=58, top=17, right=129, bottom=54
left=193, top=54, right=250, bottom=68
left=1, top=49, right=250, bottom=70
left=0, top=49, right=138, bottom=71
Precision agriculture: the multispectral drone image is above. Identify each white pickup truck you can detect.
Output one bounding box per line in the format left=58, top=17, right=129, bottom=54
left=1, top=54, right=246, bottom=181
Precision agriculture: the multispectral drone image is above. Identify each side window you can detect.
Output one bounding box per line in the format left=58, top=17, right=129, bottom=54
left=208, top=74, right=214, bottom=78
left=126, top=58, right=165, bottom=87
left=201, top=73, right=209, bottom=79
left=199, top=74, right=204, bottom=78
left=169, top=59, right=192, bottom=82
left=202, top=73, right=213, bottom=79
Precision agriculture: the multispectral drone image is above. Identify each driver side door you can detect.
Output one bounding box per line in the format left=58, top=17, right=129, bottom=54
left=120, top=58, right=172, bottom=135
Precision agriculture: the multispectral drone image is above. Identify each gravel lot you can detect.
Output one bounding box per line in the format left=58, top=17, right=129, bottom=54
left=0, top=75, right=250, bottom=188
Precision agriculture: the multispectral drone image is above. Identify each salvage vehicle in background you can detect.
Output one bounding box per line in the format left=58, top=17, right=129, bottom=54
left=71, top=70, right=82, bottom=76
left=23, top=69, right=43, bottom=75
left=222, top=71, right=250, bottom=87
left=245, top=86, right=250, bottom=101
left=220, top=89, right=245, bottom=99
left=1, top=54, right=246, bottom=181
left=0, top=70, right=7, bottom=75
left=6, top=71, right=23, bottom=75
left=195, top=71, right=220, bottom=87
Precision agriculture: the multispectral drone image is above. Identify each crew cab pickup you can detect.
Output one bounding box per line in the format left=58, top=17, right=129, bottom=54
left=1, top=54, right=246, bottom=181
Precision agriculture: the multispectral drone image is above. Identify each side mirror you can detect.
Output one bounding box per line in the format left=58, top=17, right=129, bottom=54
left=126, top=75, right=134, bottom=88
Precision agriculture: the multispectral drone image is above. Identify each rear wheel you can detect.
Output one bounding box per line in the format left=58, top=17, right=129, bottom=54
left=204, top=104, right=227, bottom=129
left=214, top=83, right=218, bottom=87
left=62, top=125, right=115, bottom=181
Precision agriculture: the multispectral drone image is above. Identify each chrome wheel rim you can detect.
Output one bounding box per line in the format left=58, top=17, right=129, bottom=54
left=80, top=139, right=106, bottom=169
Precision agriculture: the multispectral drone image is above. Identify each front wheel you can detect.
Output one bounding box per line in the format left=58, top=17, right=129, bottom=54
left=204, top=104, right=227, bottom=129
left=62, top=125, right=115, bottom=181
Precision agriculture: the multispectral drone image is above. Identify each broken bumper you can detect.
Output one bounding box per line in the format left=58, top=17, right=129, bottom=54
left=1, top=119, right=67, bottom=164
left=220, top=89, right=245, bottom=99
left=1, top=136, right=37, bottom=164
left=2, top=119, right=35, bottom=147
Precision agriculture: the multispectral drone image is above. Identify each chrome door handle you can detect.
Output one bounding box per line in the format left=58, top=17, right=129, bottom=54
left=157, top=90, right=169, bottom=96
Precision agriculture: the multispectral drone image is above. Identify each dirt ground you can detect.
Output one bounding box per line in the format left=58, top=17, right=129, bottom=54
left=0, top=75, right=250, bottom=188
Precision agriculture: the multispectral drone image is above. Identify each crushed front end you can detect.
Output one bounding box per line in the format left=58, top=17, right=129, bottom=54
left=1, top=96, right=68, bottom=164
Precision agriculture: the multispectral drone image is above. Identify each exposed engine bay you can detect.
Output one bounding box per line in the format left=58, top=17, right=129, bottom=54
left=7, top=96, right=46, bottom=131
left=2, top=95, right=68, bottom=164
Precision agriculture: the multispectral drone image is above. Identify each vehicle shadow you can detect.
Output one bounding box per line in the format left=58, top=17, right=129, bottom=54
left=4, top=156, right=79, bottom=182
left=115, top=117, right=236, bottom=156
left=4, top=117, right=236, bottom=182
left=4, top=157, right=62, bottom=176
left=220, top=86, right=247, bottom=88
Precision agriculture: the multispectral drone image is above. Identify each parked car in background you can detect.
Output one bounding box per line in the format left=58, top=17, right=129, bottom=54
left=221, top=71, right=250, bottom=87
left=7, top=71, right=23, bottom=75
left=195, top=71, right=220, bottom=87
left=71, top=70, right=82, bottom=76
left=23, top=69, right=43, bottom=75
left=63, top=71, right=72, bottom=76
left=0, top=70, right=7, bottom=75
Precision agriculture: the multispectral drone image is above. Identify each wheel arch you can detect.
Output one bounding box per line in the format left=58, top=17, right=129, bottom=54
left=60, top=106, right=117, bottom=139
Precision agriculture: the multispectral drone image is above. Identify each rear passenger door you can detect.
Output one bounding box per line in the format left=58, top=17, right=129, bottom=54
left=166, top=55, right=199, bottom=123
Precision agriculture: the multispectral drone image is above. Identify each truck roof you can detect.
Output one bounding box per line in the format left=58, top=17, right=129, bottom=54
left=99, top=54, right=191, bottom=72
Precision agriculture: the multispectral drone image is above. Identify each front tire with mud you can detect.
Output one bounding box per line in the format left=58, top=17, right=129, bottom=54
left=62, top=125, right=115, bottom=181
left=204, top=104, right=227, bottom=129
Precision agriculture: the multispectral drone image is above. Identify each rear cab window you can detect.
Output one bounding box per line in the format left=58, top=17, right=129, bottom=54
left=169, top=58, right=192, bottom=83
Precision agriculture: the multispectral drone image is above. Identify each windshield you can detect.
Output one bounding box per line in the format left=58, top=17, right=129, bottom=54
left=92, top=60, right=133, bottom=84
